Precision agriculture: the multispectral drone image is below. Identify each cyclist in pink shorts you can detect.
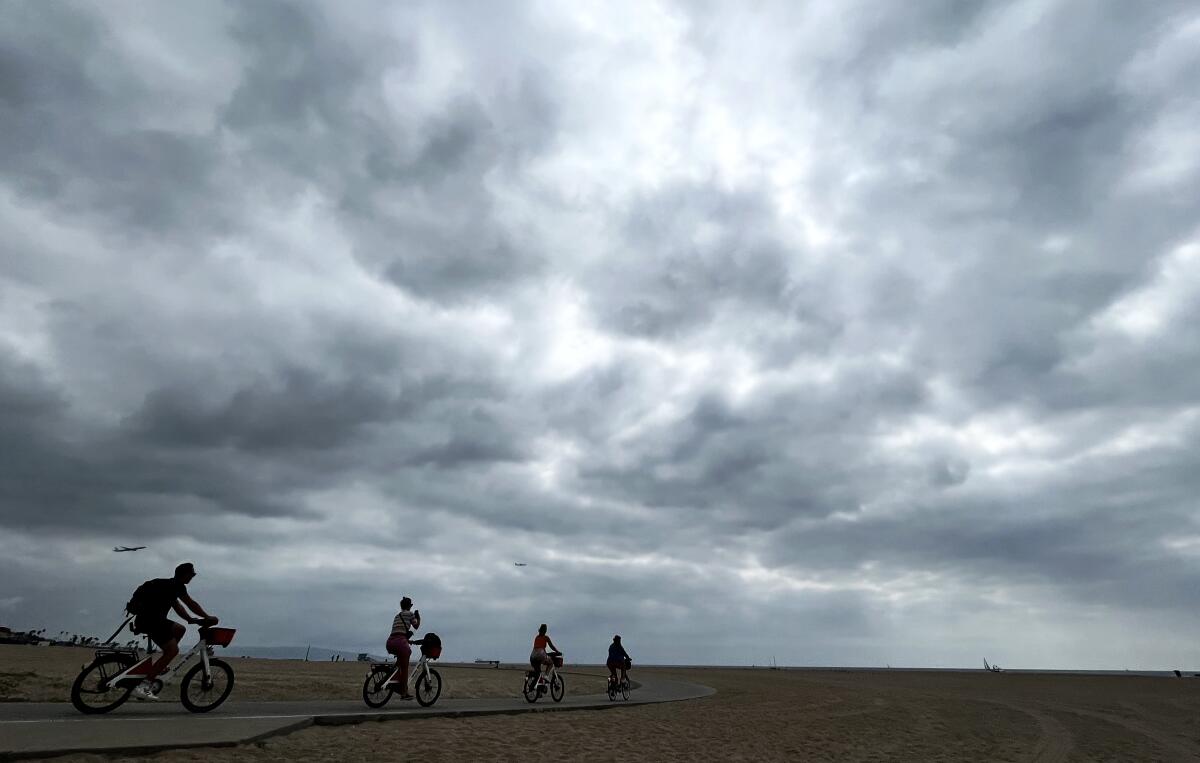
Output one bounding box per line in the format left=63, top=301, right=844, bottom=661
left=385, top=596, right=421, bottom=700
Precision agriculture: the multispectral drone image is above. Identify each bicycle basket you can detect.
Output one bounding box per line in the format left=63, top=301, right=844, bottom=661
left=552, top=653, right=564, bottom=668
left=420, top=632, right=442, bottom=659
left=200, top=627, right=237, bottom=647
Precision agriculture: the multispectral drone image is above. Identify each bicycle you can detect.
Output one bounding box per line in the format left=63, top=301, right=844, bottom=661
left=522, top=651, right=565, bottom=703
left=607, top=673, right=630, bottom=701
left=362, top=632, right=443, bottom=708
left=70, top=615, right=236, bottom=714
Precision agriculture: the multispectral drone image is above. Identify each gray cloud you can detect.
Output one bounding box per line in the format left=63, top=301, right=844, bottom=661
left=1, top=0, right=1199, bottom=670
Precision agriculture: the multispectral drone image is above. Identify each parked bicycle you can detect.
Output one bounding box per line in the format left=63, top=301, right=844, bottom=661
left=70, top=615, right=237, bottom=714
left=362, top=633, right=443, bottom=708
left=523, top=651, right=565, bottom=703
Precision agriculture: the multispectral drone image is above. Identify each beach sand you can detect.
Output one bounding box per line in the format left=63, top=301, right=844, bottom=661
left=7, top=646, right=1200, bottom=761
left=0, top=645, right=550, bottom=702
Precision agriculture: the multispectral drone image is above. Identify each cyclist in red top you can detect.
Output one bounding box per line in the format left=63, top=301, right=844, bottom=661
left=529, top=623, right=559, bottom=683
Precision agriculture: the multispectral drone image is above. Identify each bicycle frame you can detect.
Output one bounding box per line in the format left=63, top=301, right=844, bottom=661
left=101, top=617, right=217, bottom=689
left=379, top=651, right=433, bottom=686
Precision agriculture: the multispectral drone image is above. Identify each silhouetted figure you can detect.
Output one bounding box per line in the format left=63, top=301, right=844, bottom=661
left=607, top=635, right=632, bottom=687
left=125, top=562, right=216, bottom=702
left=530, top=624, right=559, bottom=683
left=385, top=596, right=421, bottom=701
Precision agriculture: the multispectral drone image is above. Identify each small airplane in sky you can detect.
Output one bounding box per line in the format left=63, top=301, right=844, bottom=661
left=113, top=546, right=146, bottom=553
left=513, top=563, right=527, bottom=567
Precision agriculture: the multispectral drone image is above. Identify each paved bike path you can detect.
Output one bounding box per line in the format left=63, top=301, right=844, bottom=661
left=0, top=677, right=714, bottom=760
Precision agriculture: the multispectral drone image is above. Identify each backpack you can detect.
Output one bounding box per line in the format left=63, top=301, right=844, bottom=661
left=125, top=579, right=157, bottom=616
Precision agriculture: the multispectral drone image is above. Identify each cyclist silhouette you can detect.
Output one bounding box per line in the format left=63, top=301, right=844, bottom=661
left=126, top=563, right=215, bottom=701
left=607, top=634, right=631, bottom=687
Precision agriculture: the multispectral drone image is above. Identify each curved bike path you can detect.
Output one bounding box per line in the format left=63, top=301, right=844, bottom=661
left=0, top=676, right=714, bottom=760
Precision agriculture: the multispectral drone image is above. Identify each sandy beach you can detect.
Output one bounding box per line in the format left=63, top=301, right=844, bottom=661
left=7, top=646, right=1200, bottom=761
left=0, top=645, right=558, bottom=703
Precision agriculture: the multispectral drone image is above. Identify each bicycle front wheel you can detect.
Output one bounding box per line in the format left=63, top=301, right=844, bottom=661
left=522, top=673, right=539, bottom=703
left=620, top=681, right=629, bottom=700
left=362, top=664, right=394, bottom=708
left=180, top=658, right=234, bottom=712
left=70, top=654, right=135, bottom=714
left=415, top=668, right=442, bottom=707
left=550, top=673, right=565, bottom=702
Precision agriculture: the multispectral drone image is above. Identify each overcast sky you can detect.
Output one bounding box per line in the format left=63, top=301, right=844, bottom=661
left=2, top=0, right=1198, bottom=669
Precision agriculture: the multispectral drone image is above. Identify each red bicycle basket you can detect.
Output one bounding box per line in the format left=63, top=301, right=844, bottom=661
left=424, top=645, right=442, bottom=659
left=202, top=627, right=236, bottom=647
left=552, top=654, right=564, bottom=668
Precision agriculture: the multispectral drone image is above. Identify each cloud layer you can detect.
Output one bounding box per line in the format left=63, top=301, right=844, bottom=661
left=2, top=0, right=1198, bottom=668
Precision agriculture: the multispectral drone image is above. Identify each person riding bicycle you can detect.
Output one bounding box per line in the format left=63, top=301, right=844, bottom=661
left=385, top=596, right=421, bottom=700
left=530, top=623, right=559, bottom=684
left=126, top=562, right=216, bottom=701
left=607, top=634, right=631, bottom=688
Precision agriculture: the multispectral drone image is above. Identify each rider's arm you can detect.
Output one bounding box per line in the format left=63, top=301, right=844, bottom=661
left=546, top=636, right=558, bottom=652
left=172, top=600, right=201, bottom=624
left=412, top=610, right=421, bottom=630
left=178, top=593, right=212, bottom=621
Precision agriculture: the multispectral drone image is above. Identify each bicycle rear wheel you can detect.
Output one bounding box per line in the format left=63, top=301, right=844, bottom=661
left=70, top=654, right=136, bottom=714
left=180, top=658, right=234, bottom=712
left=607, top=678, right=617, bottom=701
left=522, top=672, right=539, bottom=703
left=415, top=668, right=442, bottom=707
left=550, top=673, right=565, bottom=702
left=362, top=665, right=394, bottom=708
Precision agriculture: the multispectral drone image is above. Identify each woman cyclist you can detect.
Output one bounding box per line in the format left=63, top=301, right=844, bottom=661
left=385, top=596, right=421, bottom=700
left=607, top=634, right=631, bottom=688
left=530, top=623, right=559, bottom=684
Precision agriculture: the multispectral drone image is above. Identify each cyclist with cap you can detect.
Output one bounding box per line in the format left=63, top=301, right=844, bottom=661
left=607, top=634, right=632, bottom=689
left=386, top=596, right=421, bottom=700
left=127, top=562, right=217, bottom=701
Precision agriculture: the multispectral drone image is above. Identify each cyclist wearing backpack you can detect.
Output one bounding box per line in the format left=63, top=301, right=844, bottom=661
left=607, top=635, right=632, bottom=687
left=125, top=562, right=216, bottom=701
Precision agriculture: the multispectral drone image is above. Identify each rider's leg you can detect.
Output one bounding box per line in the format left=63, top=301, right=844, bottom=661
left=145, top=622, right=185, bottom=681
left=397, top=640, right=413, bottom=696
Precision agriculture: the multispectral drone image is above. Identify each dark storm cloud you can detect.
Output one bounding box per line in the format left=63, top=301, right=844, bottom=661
left=2, top=0, right=1199, bottom=669
left=0, top=3, right=232, bottom=241
left=216, top=0, right=549, bottom=300
left=590, top=183, right=803, bottom=339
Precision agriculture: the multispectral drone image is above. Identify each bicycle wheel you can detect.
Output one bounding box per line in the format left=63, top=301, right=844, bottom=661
left=607, top=678, right=617, bottom=701
left=550, top=673, right=565, bottom=702
left=522, top=672, right=539, bottom=703
left=70, top=654, right=135, bottom=714
left=180, top=658, right=234, bottom=712
left=362, top=665, right=394, bottom=708
left=620, top=681, right=629, bottom=700
left=415, top=668, right=442, bottom=707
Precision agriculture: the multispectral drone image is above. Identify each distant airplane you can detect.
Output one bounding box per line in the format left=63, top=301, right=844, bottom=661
left=513, top=563, right=527, bottom=567
left=983, top=658, right=1002, bottom=673
left=113, top=546, right=146, bottom=552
